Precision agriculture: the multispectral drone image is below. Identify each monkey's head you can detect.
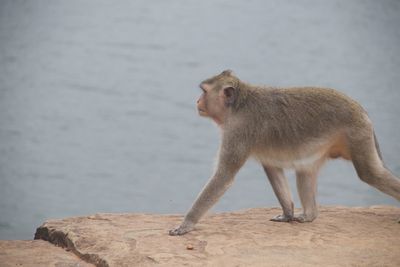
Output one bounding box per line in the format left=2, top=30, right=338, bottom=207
left=197, top=70, right=240, bottom=125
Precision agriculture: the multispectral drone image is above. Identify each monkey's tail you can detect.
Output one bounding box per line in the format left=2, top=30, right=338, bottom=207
left=373, top=130, right=383, bottom=161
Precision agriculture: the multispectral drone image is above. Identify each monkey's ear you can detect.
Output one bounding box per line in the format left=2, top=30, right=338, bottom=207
left=221, top=69, right=233, bottom=76
left=222, top=86, right=236, bottom=106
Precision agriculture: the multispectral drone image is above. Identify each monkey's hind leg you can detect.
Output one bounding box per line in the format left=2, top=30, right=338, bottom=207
left=294, top=167, right=320, bottom=223
left=350, top=133, right=400, bottom=202
left=263, top=165, right=294, bottom=222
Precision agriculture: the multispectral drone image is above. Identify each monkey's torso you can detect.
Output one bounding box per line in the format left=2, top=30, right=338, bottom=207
left=237, top=87, right=368, bottom=170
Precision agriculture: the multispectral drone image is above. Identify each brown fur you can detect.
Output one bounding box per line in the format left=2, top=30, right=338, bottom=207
left=169, top=70, right=400, bottom=236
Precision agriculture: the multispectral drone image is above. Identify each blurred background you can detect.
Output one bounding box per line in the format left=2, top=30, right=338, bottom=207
left=0, top=0, right=399, bottom=240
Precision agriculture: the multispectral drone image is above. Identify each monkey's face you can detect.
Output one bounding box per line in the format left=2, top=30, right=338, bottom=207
left=196, top=70, right=239, bottom=125
left=197, top=83, right=225, bottom=119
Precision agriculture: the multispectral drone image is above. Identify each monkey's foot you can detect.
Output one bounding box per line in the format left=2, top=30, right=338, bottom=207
left=270, top=214, right=293, bottom=222
left=169, top=222, right=194, bottom=236
left=292, top=213, right=317, bottom=223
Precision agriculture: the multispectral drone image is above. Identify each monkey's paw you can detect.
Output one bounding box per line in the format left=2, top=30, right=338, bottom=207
left=270, top=214, right=293, bottom=222
left=169, top=223, right=194, bottom=236
left=292, top=213, right=317, bottom=223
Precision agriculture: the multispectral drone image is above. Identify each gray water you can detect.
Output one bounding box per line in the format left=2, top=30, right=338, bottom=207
left=1, top=0, right=399, bottom=240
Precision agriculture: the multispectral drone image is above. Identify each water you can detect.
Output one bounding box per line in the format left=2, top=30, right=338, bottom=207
left=0, top=0, right=399, bottom=240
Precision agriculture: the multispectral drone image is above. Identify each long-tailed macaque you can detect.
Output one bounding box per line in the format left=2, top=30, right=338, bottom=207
left=169, top=70, right=400, bottom=236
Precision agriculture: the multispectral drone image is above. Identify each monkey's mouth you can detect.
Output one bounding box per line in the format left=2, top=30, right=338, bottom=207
left=198, top=108, right=207, bottom=115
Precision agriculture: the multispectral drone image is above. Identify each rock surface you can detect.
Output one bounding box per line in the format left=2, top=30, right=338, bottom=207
left=0, top=240, right=93, bottom=267
left=30, top=206, right=400, bottom=267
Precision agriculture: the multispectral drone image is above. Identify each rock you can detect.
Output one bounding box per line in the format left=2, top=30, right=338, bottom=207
left=31, top=206, right=400, bottom=266
left=0, top=240, right=93, bottom=267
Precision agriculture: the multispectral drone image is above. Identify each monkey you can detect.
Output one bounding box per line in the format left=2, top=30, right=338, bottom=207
left=169, top=70, right=400, bottom=236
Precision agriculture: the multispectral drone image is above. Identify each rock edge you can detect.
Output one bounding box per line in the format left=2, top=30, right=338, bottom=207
left=29, top=206, right=400, bottom=267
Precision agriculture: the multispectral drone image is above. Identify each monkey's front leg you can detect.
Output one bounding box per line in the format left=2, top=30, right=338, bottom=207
left=169, top=172, right=236, bottom=236
left=263, top=165, right=294, bottom=222
left=169, top=145, right=247, bottom=236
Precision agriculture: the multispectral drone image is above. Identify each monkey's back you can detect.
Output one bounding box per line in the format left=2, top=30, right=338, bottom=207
left=245, top=87, right=369, bottom=150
